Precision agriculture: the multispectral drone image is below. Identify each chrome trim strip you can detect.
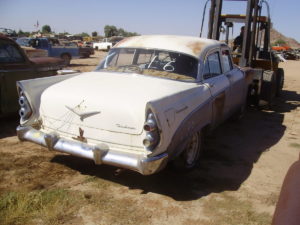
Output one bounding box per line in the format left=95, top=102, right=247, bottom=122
left=17, top=126, right=168, bottom=175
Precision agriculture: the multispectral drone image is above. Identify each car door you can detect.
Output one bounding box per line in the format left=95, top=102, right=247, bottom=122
left=0, top=39, right=38, bottom=114
left=220, top=48, right=245, bottom=113
left=202, top=50, right=231, bottom=126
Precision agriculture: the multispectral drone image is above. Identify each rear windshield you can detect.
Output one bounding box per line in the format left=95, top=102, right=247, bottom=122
left=96, top=48, right=199, bottom=81
left=0, top=40, right=25, bottom=63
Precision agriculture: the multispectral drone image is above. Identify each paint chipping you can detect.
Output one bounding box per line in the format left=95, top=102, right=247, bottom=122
left=187, top=41, right=204, bottom=55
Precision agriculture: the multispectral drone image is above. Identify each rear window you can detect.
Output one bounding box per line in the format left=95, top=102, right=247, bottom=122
left=96, top=48, right=199, bottom=81
left=0, top=40, right=25, bottom=63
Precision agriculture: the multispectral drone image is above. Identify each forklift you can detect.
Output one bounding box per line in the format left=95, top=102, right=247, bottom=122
left=201, top=0, right=284, bottom=106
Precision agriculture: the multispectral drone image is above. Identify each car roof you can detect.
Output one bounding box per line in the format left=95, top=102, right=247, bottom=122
left=113, top=35, right=221, bottom=58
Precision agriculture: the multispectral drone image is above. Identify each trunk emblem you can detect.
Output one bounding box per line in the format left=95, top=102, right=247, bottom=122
left=66, top=101, right=101, bottom=121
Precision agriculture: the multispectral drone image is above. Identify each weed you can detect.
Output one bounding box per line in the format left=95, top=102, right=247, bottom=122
left=289, top=143, right=300, bottom=149
left=199, top=192, right=272, bottom=225
left=0, top=189, right=80, bottom=225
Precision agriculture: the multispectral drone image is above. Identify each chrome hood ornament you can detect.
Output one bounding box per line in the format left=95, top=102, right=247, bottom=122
left=66, top=100, right=101, bottom=121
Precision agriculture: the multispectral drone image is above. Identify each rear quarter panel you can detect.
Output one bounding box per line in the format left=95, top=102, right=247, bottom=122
left=148, top=83, right=212, bottom=157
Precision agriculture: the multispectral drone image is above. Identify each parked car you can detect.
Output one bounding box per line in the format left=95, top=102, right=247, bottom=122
left=0, top=35, right=65, bottom=116
left=21, top=46, right=48, bottom=58
left=93, top=38, right=113, bottom=51
left=16, top=37, right=90, bottom=65
left=93, top=37, right=124, bottom=51
left=16, top=35, right=254, bottom=175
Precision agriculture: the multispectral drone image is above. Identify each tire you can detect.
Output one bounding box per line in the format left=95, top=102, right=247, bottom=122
left=107, top=46, right=111, bottom=51
left=95, top=46, right=98, bottom=51
left=172, top=131, right=203, bottom=171
left=61, top=54, right=71, bottom=66
left=276, top=68, right=284, bottom=97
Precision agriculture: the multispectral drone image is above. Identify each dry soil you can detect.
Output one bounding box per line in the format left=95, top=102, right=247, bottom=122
left=0, top=53, right=300, bottom=225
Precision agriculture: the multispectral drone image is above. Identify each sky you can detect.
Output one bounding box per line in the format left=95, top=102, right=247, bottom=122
left=0, top=0, right=299, bottom=42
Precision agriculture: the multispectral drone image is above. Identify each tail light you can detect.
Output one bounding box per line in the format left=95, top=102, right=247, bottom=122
left=143, top=112, right=160, bottom=151
left=18, top=90, right=32, bottom=121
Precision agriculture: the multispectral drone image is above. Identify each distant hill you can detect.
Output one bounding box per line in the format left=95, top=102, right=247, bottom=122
left=271, top=28, right=300, bottom=48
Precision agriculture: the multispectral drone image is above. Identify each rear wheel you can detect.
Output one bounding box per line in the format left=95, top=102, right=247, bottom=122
left=172, top=131, right=203, bottom=171
left=61, top=54, right=71, bottom=66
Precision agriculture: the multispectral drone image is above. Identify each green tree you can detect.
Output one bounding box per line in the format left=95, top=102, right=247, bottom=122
left=117, top=28, right=126, bottom=37
left=79, top=32, right=90, bottom=37
left=274, top=39, right=287, bottom=46
left=92, top=31, right=98, bottom=37
left=17, top=29, right=30, bottom=37
left=42, top=25, right=52, bottom=33
left=104, top=25, right=118, bottom=38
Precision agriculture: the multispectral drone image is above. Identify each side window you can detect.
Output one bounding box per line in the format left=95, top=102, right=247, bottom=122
left=0, top=40, right=25, bottom=63
left=221, top=50, right=233, bottom=73
left=203, top=52, right=222, bottom=79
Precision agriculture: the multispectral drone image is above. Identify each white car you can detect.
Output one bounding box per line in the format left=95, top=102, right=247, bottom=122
left=17, top=35, right=253, bottom=175
left=93, top=38, right=112, bottom=51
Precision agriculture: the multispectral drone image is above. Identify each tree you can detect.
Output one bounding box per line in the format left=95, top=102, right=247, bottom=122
left=104, top=25, right=118, bottom=38
left=17, top=29, right=30, bottom=37
left=92, top=31, right=98, bottom=37
left=274, top=39, right=287, bottom=46
left=75, top=32, right=90, bottom=37
left=117, top=28, right=126, bottom=37
left=42, top=25, right=52, bottom=33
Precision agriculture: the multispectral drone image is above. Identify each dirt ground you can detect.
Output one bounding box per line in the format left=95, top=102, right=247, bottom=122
left=0, top=53, right=300, bottom=225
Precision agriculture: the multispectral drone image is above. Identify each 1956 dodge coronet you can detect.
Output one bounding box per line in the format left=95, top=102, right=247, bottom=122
left=17, top=35, right=253, bottom=175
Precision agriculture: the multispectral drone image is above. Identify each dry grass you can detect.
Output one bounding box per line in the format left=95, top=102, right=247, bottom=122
left=290, top=143, right=300, bottom=149
left=194, top=192, right=272, bottom=225
left=0, top=189, right=81, bottom=225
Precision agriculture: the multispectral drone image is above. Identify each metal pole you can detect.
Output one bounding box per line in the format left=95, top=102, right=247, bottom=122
left=200, top=0, right=210, bottom=37
left=207, top=0, right=216, bottom=39
left=212, top=0, right=223, bottom=40
left=240, top=0, right=254, bottom=67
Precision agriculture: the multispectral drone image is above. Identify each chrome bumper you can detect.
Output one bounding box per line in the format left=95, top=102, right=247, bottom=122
left=17, top=126, right=168, bottom=175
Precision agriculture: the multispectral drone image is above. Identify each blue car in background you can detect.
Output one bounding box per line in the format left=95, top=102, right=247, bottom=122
left=16, top=37, right=87, bottom=65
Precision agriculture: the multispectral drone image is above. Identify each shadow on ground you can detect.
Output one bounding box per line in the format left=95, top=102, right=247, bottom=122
left=0, top=114, right=18, bottom=139
left=52, top=90, right=300, bottom=201
left=2, top=90, right=299, bottom=200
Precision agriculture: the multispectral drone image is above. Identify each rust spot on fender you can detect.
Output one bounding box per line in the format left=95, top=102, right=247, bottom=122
left=187, top=41, right=204, bottom=56
left=214, top=92, right=226, bottom=122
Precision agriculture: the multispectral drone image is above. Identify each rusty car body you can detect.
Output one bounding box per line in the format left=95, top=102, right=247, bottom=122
left=17, top=35, right=254, bottom=175
left=0, top=35, right=64, bottom=115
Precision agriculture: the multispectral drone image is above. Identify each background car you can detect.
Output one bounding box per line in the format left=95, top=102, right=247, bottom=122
left=0, top=35, right=65, bottom=116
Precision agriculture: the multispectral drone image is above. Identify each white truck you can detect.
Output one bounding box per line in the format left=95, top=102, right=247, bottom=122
left=93, top=38, right=112, bottom=51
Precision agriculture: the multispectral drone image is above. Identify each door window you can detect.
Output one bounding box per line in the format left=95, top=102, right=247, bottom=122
left=203, top=52, right=222, bottom=79
left=221, top=50, right=233, bottom=73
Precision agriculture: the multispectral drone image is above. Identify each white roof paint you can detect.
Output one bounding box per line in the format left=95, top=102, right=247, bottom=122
left=114, top=35, right=221, bottom=58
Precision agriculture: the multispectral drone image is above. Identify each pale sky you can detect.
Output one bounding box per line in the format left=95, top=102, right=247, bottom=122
left=1, top=0, right=299, bottom=42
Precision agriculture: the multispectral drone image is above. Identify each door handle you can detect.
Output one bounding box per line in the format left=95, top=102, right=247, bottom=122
left=226, top=74, right=232, bottom=78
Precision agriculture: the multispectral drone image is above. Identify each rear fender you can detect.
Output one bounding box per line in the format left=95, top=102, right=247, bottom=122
left=17, top=73, right=79, bottom=125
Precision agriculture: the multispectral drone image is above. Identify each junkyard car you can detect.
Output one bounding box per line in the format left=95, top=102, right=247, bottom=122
left=0, top=35, right=64, bottom=116
left=17, top=35, right=253, bottom=175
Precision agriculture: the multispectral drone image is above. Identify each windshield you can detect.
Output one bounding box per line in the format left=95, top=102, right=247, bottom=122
left=96, top=48, right=199, bottom=81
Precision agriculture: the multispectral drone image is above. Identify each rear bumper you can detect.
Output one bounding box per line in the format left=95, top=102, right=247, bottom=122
left=17, top=126, right=168, bottom=175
